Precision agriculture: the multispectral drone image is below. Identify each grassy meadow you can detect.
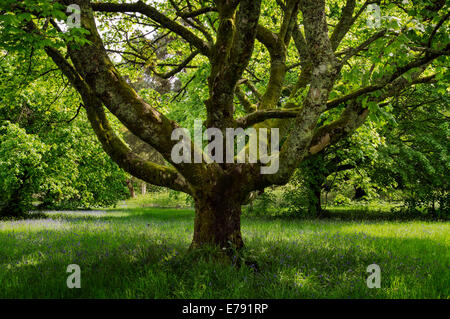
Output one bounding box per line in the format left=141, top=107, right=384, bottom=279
left=0, top=199, right=448, bottom=299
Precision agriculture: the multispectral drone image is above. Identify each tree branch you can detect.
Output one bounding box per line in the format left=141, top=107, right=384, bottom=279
left=310, top=70, right=437, bottom=156
left=234, top=86, right=256, bottom=114
left=327, top=44, right=449, bottom=110
left=178, top=7, right=217, bottom=19
left=42, top=37, right=191, bottom=193
left=256, top=24, right=287, bottom=109
left=90, top=1, right=210, bottom=55
left=205, top=0, right=262, bottom=128
left=330, top=0, right=375, bottom=51
left=339, top=29, right=387, bottom=63
left=84, top=99, right=192, bottom=194
left=152, top=50, right=199, bottom=79
left=235, top=108, right=300, bottom=128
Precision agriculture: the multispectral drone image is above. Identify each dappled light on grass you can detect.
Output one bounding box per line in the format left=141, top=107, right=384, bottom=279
left=38, top=210, right=131, bottom=220
left=0, top=218, right=69, bottom=231
left=0, top=208, right=448, bottom=298
left=241, top=219, right=449, bottom=298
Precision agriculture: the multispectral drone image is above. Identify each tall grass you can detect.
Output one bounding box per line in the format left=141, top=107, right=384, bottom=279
left=0, top=208, right=448, bottom=298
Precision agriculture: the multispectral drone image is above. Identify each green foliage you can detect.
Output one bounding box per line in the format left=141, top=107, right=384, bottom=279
left=0, top=0, right=90, bottom=53
left=281, top=166, right=324, bottom=218
left=125, top=191, right=193, bottom=209
left=288, top=83, right=449, bottom=220
left=247, top=191, right=278, bottom=216
left=0, top=50, right=130, bottom=215
left=281, top=123, right=385, bottom=218
left=372, top=85, right=449, bottom=218
left=0, top=121, right=47, bottom=216
left=332, top=194, right=352, bottom=206
left=0, top=117, right=130, bottom=214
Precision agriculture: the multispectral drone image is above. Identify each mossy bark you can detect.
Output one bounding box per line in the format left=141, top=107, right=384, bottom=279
left=191, top=195, right=244, bottom=250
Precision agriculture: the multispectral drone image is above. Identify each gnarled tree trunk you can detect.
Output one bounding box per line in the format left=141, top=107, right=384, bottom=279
left=191, top=193, right=244, bottom=250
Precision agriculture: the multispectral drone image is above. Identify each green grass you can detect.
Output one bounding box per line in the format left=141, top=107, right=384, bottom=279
left=0, top=207, right=448, bottom=298
left=122, top=192, right=192, bottom=209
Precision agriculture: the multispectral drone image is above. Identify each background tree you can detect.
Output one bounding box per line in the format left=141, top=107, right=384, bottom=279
left=372, top=84, right=449, bottom=217
left=0, top=46, right=129, bottom=216
left=285, top=122, right=383, bottom=216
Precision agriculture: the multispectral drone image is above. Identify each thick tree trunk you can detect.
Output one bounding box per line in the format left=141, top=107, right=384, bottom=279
left=141, top=182, right=147, bottom=195
left=306, top=179, right=323, bottom=217
left=126, top=180, right=136, bottom=198
left=313, top=187, right=322, bottom=215
left=191, top=196, right=244, bottom=250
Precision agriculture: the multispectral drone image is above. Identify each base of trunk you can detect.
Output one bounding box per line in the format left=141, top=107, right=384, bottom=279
left=191, top=197, right=244, bottom=251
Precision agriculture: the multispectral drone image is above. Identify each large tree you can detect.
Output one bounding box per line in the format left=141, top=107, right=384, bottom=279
left=1, top=0, right=448, bottom=248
